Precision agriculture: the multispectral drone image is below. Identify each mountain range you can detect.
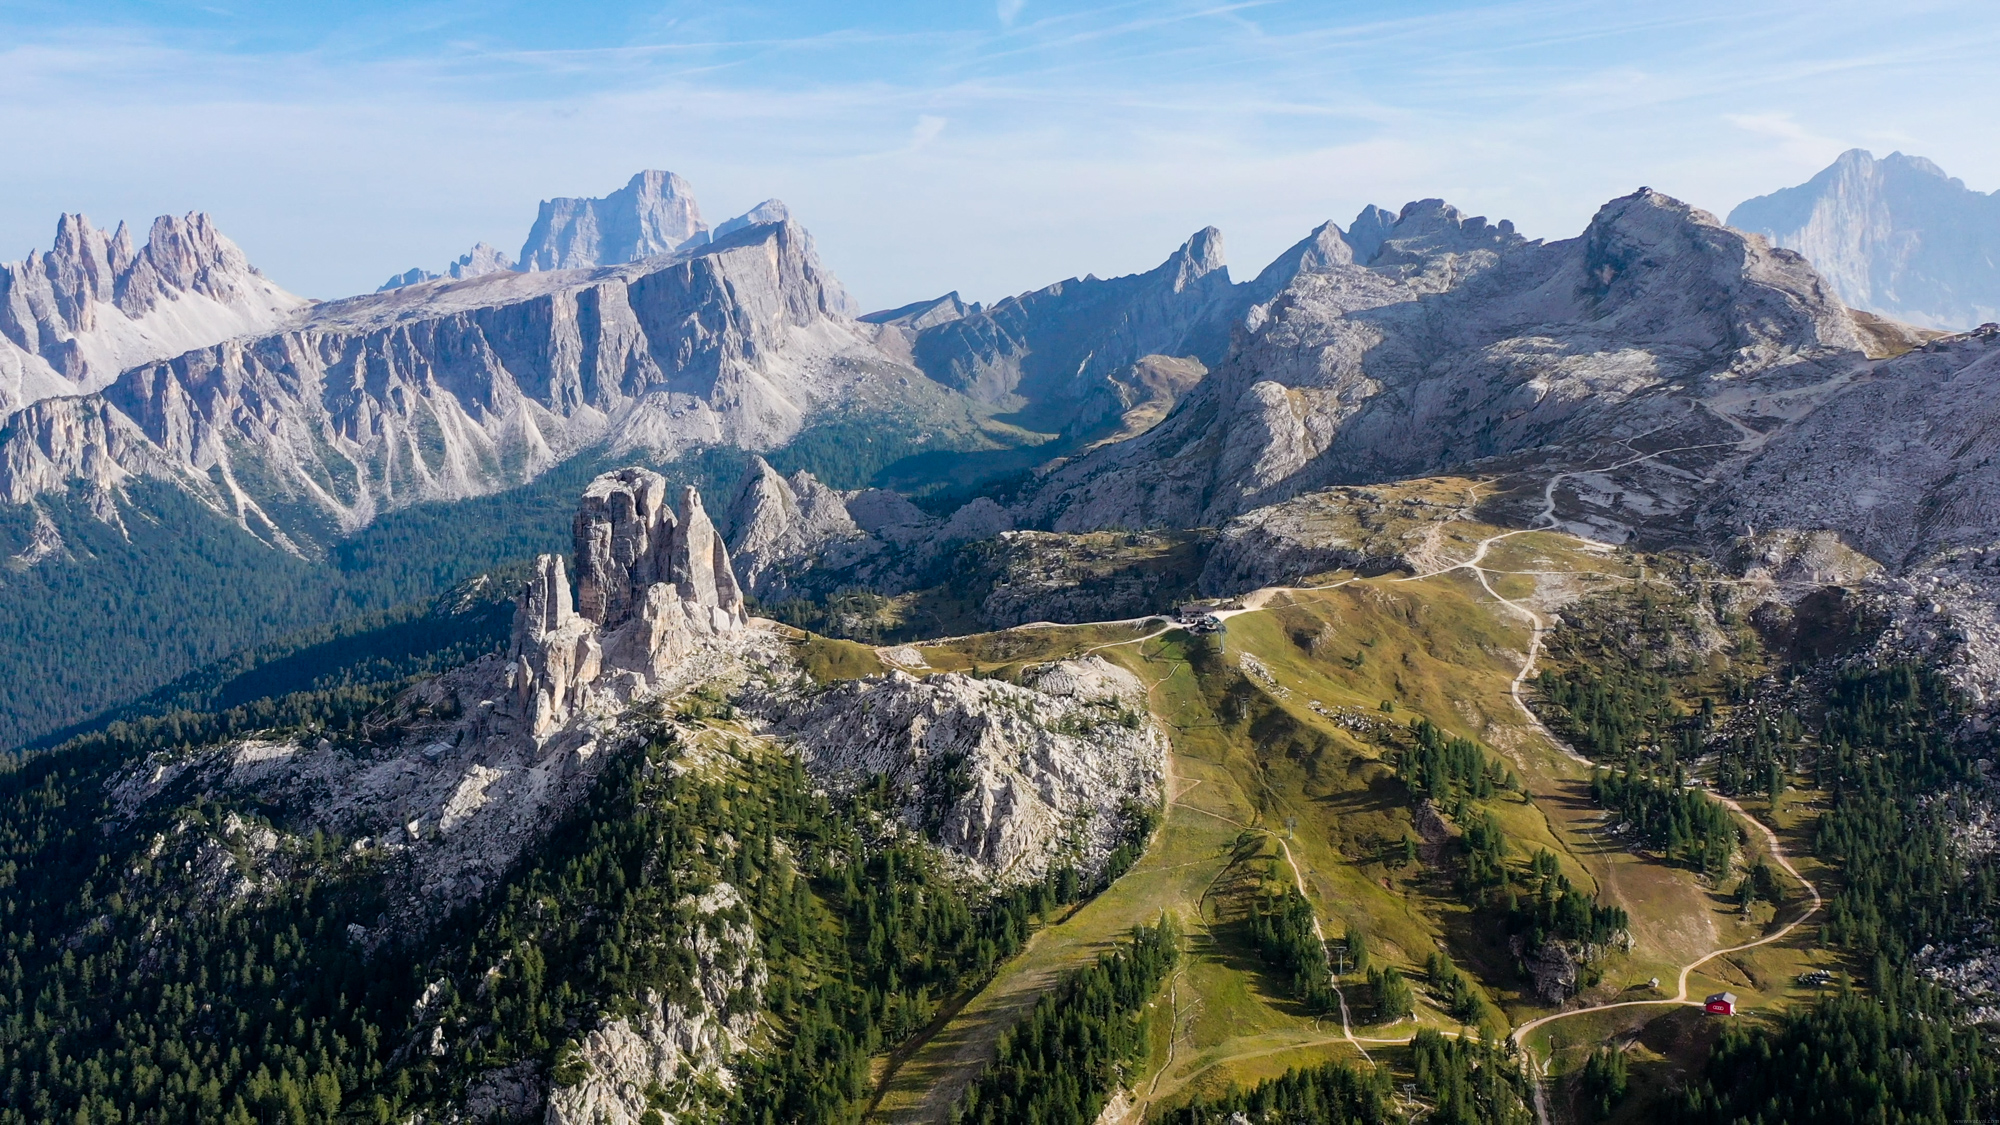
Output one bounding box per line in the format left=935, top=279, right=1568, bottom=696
left=6, top=159, right=2000, bottom=1125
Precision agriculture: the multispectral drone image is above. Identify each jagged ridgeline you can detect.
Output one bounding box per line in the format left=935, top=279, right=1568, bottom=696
left=0, top=467, right=1169, bottom=1124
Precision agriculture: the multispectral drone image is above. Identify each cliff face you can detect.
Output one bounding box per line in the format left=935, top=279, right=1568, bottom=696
left=519, top=170, right=711, bottom=272
left=1730, top=149, right=2000, bottom=330
left=762, top=655, right=1167, bottom=884
left=0, top=221, right=889, bottom=546
left=0, top=212, right=305, bottom=413
left=104, top=469, right=752, bottom=931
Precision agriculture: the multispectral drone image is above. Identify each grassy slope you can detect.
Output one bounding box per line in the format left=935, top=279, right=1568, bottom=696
left=863, top=515, right=1842, bottom=1123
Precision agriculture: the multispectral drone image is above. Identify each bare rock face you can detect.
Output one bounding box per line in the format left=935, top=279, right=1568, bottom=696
left=1729, top=149, right=2000, bottom=330
left=765, top=656, right=1166, bottom=883
left=377, top=241, right=517, bottom=292
left=723, top=456, right=871, bottom=598
left=0, top=211, right=305, bottom=413
left=906, top=227, right=1243, bottom=426
left=1712, top=325, right=2000, bottom=569
left=103, top=472, right=756, bottom=928
left=545, top=884, right=763, bottom=1125
left=1025, top=188, right=1866, bottom=534
left=520, top=170, right=710, bottom=271
left=0, top=219, right=880, bottom=540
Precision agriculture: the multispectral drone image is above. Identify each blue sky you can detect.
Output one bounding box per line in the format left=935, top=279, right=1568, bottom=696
left=3, top=1, right=1996, bottom=308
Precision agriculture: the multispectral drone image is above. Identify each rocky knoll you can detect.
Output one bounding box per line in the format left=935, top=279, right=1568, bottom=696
left=761, top=655, right=1166, bottom=883
left=0, top=211, right=305, bottom=413
left=0, top=219, right=888, bottom=545
left=723, top=455, right=1009, bottom=601
left=104, top=468, right=753, bottom=928
left=1023, top=189, right=1865, bottom=534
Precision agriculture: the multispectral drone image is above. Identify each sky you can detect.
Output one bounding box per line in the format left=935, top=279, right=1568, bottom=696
left=2, top=0, right=1996, bottom=310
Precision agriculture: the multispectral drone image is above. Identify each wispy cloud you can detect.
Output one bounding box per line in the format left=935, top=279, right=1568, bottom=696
left=1, top=0, right=1993, bottom=308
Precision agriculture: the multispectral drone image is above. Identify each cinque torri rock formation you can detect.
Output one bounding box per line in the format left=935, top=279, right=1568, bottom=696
left=0, top=211, right=305, bottom=413
left=106, top=468, right=755, bottom=930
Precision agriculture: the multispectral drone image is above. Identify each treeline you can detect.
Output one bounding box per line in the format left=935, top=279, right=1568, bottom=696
left=1410, top=1029, right=1534, bottom=1125
left=1588, top=767, right=1738, bottom=875
left=1246, top=887, right=1336, bottom=1013
left=1157, top=1058, right=1393, bottom=1125
left=1400, top=719, right=1516, bottom=818
left=1394, top=723, right=1622, bottom=1002
left=1160, top=1029, right=1529, bottom=1125
left=1681, top=661, right=2000, bottom=1124
left=1533, top=664, right=1688, bottom=763
left=1814, top=663, right=1999, bottom=956
left=949, top=917, right=1178, bottom=1125
left=1677, top=966, right=1993, bottom=1125
left=0, top=682, right=1139, bottom=1123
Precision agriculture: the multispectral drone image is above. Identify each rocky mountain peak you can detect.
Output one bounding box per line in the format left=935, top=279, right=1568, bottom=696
left=1363, top=197, right=1525, bottom=269
left=518, top=468, right=749, bottom=734
left=1169, top=227, right=1228, bottom=289
left=1729, top=149, right=2000, bottom=329
left=1245, top=220, right=1355, bottom=299
left=0, top=210, right=303, bottom=412
left=519, top=170, right=710, bottom=271
left=1581, top=187, right=1863, bottom=358
left=571, top=468, right=745, bottom=632
left=714, top=199, right=791, bottom=240
left=377, top=241, right=518, bottom=292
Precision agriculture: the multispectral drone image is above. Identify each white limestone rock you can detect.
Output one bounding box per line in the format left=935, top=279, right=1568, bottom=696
left=763, top=656, right=1166, bottom=883
left=378, top=241, right=517, bottom=292
left=101, top=475, right=759, bottom=930
left=520, top=170, right=710, bottom=271
left=0, top=219, right=884, bottom=544
left=1024, top=188, right=1866, bottom=533
left=0, top=211, right=306, bottom=413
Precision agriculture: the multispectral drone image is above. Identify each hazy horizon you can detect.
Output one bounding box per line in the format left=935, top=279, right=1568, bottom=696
left=4, top=0, right=1996, bottom=310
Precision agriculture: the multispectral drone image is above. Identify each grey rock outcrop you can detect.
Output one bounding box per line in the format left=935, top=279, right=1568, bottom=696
left=905, top=227, right=1242, bottom=428
left=519, top=170, right=709, bottom=271
left=0, top=211, right=305, bottom=413
left=765, top=656, right=1166, bottom=883
left=1713, top=324, right=2000, bottom=568
left=377, top=241, right=517, bottom=292
left=104, top=472, right=754, bottom=925
left=0, top=219, right=885, bottom=545
left=1024, top=188, right=1866, bottom=533
left=712, top=199, right=791, bottom=241
left=723, top=456, right=871, bottom=598
left=545, top=884, right=763, bottom=1125
left=1729, top=149, right=2000, bottom=329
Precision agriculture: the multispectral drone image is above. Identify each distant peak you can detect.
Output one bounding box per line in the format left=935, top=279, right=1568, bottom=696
left=715, top=199, right=792, bottom=241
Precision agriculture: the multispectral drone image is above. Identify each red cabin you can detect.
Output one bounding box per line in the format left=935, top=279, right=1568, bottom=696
left=1705, top=991, right=1737, bottom=1015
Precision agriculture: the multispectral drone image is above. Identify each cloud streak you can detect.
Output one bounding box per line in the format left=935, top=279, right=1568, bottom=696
left=0, top=0, right=1993, bottom=309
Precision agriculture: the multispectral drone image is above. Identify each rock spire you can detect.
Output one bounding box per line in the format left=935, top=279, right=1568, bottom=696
left=512, top=468, right=748, bottom=735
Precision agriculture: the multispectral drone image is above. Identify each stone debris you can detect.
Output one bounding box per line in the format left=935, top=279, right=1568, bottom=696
left=758, top=656, right=1166, bottom=884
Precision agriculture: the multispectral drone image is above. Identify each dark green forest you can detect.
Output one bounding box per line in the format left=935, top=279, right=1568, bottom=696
left=0, top=656, right=1139, bottom=1124
left=1246, top=886, right=1338, bottom=1014
left=949, top=917, right=1177, bottom=1125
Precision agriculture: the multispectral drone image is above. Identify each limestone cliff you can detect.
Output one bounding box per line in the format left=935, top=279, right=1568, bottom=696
left=0, top=220, right=885, bottom=545
left=1024, top=188, right=1866, bottom=533
left=761, top=656, right=1166, bottom=883
left=103, top=469, right=753, bottom=928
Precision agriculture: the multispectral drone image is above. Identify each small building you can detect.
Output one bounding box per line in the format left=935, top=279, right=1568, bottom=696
left=1705, top=991, right=1737, bottom=1016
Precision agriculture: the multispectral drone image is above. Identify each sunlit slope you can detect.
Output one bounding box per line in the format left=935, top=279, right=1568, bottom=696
left=859, top=508, right=1836, bottom=1121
